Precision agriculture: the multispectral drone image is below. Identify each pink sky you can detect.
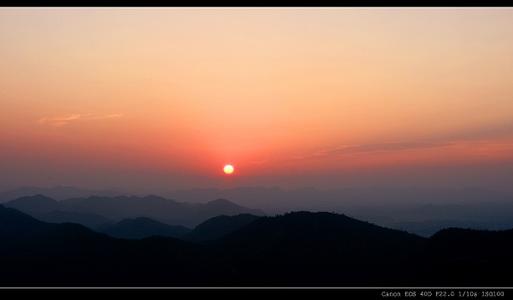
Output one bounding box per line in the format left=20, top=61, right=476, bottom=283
left=1, top=8, right=513, bottom=192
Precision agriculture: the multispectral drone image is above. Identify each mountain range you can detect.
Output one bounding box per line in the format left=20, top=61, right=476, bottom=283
left=184, top=214, right=260, bottom=242
left=0, top=186, right=122, bottom=202
left=3, top=186, right=513, bottom=236
left=1, top=204, right=513, bottom=286
left=97, top=217, right=191, bottom=239
left=4, top=194, right=264, bottom=228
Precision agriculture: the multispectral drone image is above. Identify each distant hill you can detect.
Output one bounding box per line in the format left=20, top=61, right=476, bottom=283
left=4, top=195, right=111, bottom=228
left=185, top=214, right=261, bottom=242
left=167, top=187, right=513, bottom=233
left=4, top=195, right=63, bottom=215
left=390, top=219, right=494, bottom=237
left=196, top=199, right=259, bottom=217
left=166, top=186, right=513, bottom=213
left=38, top=210, right=112, bottom=229
left=0, top=186, right=121, bottom=202
left=5, top=195, right=264, bottom=228
left=59, top=195, right=264, bottom=227
left=97, top=217, right=191, bottom=239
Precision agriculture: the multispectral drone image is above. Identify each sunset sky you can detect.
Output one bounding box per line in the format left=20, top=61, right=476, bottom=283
left=1, top=8, right=513, bottom=193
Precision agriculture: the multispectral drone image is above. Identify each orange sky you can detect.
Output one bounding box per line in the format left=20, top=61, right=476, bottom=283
left=1, top=8, right=513, bottom=191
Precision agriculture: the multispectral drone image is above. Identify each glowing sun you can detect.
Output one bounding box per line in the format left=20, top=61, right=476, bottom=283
left=223, top=164, right=234, bottom=175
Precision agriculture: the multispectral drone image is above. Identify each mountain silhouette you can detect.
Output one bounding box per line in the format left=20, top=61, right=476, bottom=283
left=213, top=211, right=426, bottom=285
left=5, top=195, right=111, bottom=228
left=97, top=217, right=191, bottom=239
left=5, top=194, right=63, bottom=215
left=38, top=210, right=112, bottom=229
left=167, top=186, right=513, bottom=235
left=185, top=214, right=261, bottom=242
left=5, top=195, right=264, bottom=227
left=0, top=204, right=53, bottom=239
left=202, top=198, right=251, bottom=211
left=0, top=205, right=225, bottom=286
left=61, top=195, right=264, bottom=226
left=2, top=205, right=513, bottom=286
left=420, top=228, right=513, bottom=286
left=0, top=186, right=121, bottom=202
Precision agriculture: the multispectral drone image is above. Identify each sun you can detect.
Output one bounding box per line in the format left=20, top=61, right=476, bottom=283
left=223, top=164, right=234, bottom=175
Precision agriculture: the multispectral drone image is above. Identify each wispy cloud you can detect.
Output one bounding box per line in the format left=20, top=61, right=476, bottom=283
left=293, top=141, right=454, bottom=160
left=38, top=113, right=124, bottom=127
left=293, top=121, right=513, bottom=161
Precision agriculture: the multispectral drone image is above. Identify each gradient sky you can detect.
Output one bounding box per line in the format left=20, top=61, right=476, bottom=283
left=1, top=8, right=513, bottom=193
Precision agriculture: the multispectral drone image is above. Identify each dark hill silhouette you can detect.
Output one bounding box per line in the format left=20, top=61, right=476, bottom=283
left=5, top=195, right=264, bottom=228
left=97, top=217, right=191, bottom=239
left=5, top=195, right=63, bottom=214
left=167, top=187, right=513, bottom=236
left=61, top=195, right=264, bottom=226
left=0, top=186, right=121, bottom=202
left=4, top=196, right=111, bottom=229
left=185, top=214, right=261, bottom=242
left=0, top=204, right=53, bottom=239
left=38, top=210, right=112, bottom=229
left=420, top=228, right=513, bottom=286
left=214, top=211, right=427, bottom=285
left=0, top=205, right=226, bottom=286
left=202, top=198, right=249, bottom=211
left=2, top=205, right=513, bottom=286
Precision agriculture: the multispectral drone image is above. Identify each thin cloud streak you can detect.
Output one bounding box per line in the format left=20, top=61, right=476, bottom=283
left=38, top=113, right=124, bottom=127
left=292, top=141, right=455, bottom=160
left=293, top=121, right=513, bottom=161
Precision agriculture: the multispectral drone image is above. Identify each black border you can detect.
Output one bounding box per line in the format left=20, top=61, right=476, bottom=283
left=1, top=4, right=513, bottom=298
left=1, top=288, right=513, bottom=299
